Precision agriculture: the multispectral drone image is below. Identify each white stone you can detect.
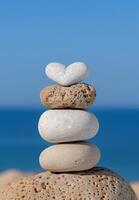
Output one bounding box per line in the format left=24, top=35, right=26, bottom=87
left=45, top=62, right=89, bottom=86
left=39, top=142, right=101, bottom=172
left=38, top=109, right=99, bottom=143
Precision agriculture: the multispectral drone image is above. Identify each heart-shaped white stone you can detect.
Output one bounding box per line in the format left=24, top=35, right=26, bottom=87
left=45, top=62, right=89, bottom=86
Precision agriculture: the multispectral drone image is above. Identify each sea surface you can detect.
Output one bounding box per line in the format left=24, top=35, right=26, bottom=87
left=0, top=108, right=139, bottom=182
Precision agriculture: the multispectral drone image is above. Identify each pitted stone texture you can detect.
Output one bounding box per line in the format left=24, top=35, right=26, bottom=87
left=40, top=83, right=96, bottom=109
left=0, top=167, right=136, bottom=200
left=0, top=170, right=32, bottom=192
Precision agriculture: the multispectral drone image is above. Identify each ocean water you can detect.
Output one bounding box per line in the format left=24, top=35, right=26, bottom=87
left=0, top=108, right=139, bottom=182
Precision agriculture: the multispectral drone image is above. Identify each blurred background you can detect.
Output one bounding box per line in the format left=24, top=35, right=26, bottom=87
left=0, top=0, right=139, bottom=182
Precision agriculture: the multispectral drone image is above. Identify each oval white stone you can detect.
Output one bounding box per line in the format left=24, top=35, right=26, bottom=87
left=39, top=142, right=101, bottom=172
left=38, top=109, right=99, bottom=143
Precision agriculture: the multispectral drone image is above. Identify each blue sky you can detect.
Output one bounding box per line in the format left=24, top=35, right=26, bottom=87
left=0, top=0, right=139, bottom=108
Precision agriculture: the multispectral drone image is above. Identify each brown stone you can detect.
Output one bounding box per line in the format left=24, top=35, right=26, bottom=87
left=0, top=167, right=136, bottom=200
left=40, top=83, right=96, bottom=109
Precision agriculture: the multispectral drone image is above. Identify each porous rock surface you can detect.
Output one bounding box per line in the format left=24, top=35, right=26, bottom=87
left=0, top=167, right=136, bottom=200
left=0, top=170, right=30, bottom=191
left=40, top=83, right=96, bottom=109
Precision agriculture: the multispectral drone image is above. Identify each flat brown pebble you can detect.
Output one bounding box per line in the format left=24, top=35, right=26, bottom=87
left=40, top=83, right=96, bottom=109
left=0, top=167, right=137, bottom=200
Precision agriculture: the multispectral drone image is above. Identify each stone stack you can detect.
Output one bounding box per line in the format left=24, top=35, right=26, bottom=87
left=0, top=62, right=137, bottom=199
left=38, top=62, right=100, bottom=172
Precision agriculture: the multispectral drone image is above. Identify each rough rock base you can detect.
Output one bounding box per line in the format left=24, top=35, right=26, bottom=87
left=0, top=167, right=136, bottom=200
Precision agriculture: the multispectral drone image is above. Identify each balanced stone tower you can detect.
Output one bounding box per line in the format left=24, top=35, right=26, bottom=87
left=38, top=62, right=101, bottom=172
left=0, top=62, right=137, bottom=199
